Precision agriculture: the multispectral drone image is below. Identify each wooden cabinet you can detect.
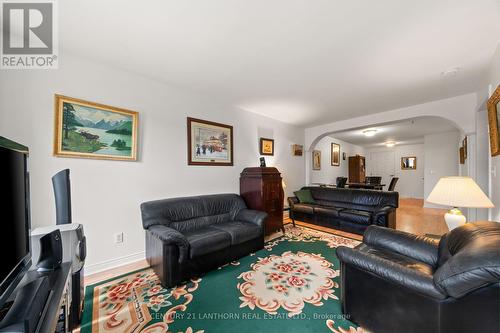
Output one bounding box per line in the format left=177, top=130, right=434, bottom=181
left=349, top=155, right=366, bottom=183
left=240, top=167, right=284, bottom=236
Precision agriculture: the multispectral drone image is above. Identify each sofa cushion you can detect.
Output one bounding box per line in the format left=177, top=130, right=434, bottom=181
left=212, top=221, right=262, bottom=245
left=184, top=227, right=231, bottom=258
left=315, top=206, right=342, bottom=217
left=301, top=186, right=399, bottom=209
left=293, top=203, right=315, bottom=214
left=294, top=190, right=316, bottom=204
left=140, top=194, right=246, bottom=230
left=339, top=209, right=372, bottom=225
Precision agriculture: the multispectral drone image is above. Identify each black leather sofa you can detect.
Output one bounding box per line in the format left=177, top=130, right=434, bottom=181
left=141, top=194, right=267, bottom=287
left=287, top=187, right=398, bottom=235
left=336, top=222, right=500, bottom=333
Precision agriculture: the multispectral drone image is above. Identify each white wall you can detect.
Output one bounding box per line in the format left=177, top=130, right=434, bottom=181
left=474, top=110, right=490, bottom=220
left=0, top=54, right=306, bottom=274
left=305, top=94, right=477, bottom=150
left=304, top=93, right=477, bottom=185
left=489, top=44, right=500, bottom=222
left=423, top=131, right=460, bottom=208
left=366, top=144, right=425, bottom=198
left=310, top=136, right=365, bottom=184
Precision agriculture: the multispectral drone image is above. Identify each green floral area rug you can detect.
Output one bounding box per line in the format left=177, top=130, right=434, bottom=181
left=81, top=225, right=364, bottom=333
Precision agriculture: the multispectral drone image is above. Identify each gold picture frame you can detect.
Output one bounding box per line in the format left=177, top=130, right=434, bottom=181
left=401, top=156, right=417, bottom=170
left=260, top=138, right=274, bottom=156
left=331, top=143, right=340, bottom=166
left=53, top=95, right=138, bottom=161
left=312, top=150, right=321, bottom=170
left=487, top=85, right=500, bottom=157
left=462, top=136, right=467, bottom=160
left=292, top=144, right=303, bottom=156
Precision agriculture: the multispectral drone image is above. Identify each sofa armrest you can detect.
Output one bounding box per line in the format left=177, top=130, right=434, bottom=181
left=434, top=245, right=500, bottom=298
left=373, top=206, right=394, bottom=218
left=235, top=209, right=268, bottom=230
left=372, top=206, right=396, bottom=227
left=363, top=225, right=440, bottom=267
left=147, top=225, right=189, bottom=263
left=337, top=245, right=446, bottom=300
left=287, top=197, right=299, bottom=208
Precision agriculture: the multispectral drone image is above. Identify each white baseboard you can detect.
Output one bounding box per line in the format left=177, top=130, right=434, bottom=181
left=85, top=251, right=146, bottom=276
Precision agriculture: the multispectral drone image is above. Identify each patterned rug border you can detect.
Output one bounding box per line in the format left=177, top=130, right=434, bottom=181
left=81, top=266, right=152, bottom=332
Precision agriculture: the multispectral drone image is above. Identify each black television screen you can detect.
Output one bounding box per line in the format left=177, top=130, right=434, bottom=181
left=0, top=137, right=31, bottom=305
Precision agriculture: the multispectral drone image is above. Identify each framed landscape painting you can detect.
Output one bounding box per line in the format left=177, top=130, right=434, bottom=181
left=53, top=95, right=138, bottom=161
left=187, top=117, right=233, bottom=166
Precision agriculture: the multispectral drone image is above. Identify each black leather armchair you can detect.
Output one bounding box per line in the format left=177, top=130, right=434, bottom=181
left=336, top=222, right=500, bottom=333
left=141, top=194, right=267, bottom=287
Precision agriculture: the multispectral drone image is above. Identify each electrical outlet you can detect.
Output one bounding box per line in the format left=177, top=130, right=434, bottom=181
left=114, top=232, right=124, bottom=244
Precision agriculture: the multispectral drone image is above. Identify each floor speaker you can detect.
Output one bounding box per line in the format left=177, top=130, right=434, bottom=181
left=52, top=169, right=72, bottom=225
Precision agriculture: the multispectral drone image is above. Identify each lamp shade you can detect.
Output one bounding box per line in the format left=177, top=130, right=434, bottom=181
left=426, top=177, right=494, bottom=208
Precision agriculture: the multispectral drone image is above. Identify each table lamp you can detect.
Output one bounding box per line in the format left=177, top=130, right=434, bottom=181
left=426, top=177, right=494, bottom=230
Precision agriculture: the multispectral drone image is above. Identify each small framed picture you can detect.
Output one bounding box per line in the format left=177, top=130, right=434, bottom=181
left=187, top=117, right=233, bottom=166
left=260, top=138, right=274, bottom=156
left=462, top=136, right=467, bottom=159
left=459, top=147, right=465, bottom=164
left=313, top=150, right=321, bottom=170
left=331, top=143, right=340, bottom=166
left=292, top=144, right=303, bottom=156
left=401, top=156, right=417, bottom=170
left=343, top=152, right=346, bottom=160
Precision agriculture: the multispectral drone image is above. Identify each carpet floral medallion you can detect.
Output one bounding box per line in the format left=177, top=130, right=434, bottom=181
left=81, top=225, right=363, bottom=333
left=238, top=251, right=338, bottom=316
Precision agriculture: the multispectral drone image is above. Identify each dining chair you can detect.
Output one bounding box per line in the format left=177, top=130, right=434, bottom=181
left=388, top=177, right=399, bottom=191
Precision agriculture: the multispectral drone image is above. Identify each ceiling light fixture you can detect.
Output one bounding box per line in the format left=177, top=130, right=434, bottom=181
left=441, top=67, right=461, bottom=77
left=385, top=141, right=396, bottom=148
left=362, top=129, right=377, bottom=137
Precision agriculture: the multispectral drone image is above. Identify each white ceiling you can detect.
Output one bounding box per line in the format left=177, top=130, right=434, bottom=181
left=60, top=0, right=500, bottom=127
left=330, top=116, right=458, bottom=148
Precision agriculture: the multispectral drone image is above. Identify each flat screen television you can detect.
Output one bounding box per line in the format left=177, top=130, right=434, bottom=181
left=0, top=137, right=31, bottom=308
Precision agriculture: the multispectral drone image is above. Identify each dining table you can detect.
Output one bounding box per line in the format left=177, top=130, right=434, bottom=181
left=346, top=182, right=385, bottom=190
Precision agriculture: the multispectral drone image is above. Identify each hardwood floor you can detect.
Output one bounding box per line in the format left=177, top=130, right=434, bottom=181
left=84, top=259, right=149, bottom=286
left=396, top=198, right=448, bottom=236
left=84, top=198, right=447, bottom=286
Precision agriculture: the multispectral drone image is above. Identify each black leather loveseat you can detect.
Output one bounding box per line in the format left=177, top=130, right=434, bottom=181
left=337, top=222, right=500, bottom=333
left=141, top=194, right=267, bottom=287
left=287, top=187, right=398, bottom=235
